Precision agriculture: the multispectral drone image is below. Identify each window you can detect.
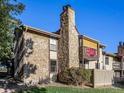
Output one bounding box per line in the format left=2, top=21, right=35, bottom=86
left=50, top=44, right=57, bottom=51
left=105, top=57, right=109, bottom=65
left=50, top=38, right=57, bottom=51
left=50, top=60, right=57, bottom=73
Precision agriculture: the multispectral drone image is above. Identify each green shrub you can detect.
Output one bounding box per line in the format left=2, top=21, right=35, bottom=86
left=58, top=67, right=93, bottom=85
left=78, top=68, right=92, bottom=82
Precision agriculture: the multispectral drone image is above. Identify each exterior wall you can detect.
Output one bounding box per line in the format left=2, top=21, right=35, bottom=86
left=102, top=54, right=106, bottom=69
left=89, top=61, right=97, bottom=69
left=85, top=61, right=97, bottom=69
left=68, top=8, right=79, bottom=68
left=93, top=69, right=114, bottom=88
left=104, top=56, right=113, bottom=70
left=23, top=32, right=50, bottom=84
left=98, top=48, right=104, bottom=69
left=83, top=39, right=97, bottom=49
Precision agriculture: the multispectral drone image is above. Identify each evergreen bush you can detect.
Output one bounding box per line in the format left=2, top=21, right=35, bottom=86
left=58, top=67, right=93, bottom=85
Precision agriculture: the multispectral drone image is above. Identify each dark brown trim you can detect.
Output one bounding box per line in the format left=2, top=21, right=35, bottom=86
left=105, top=53, right=116, bottom=57
left=79, top=36, right=84, bottom=67
left=48, top=38, right=50, bottom=81
left=25, top=26, right=60, bottom=39
left=99, top=44, right=106, bottom=48
left=79, top=35, right=99, bottom=44
left=56, top=39, right=59, bottom=74
left=97, top=43, right=100, bottom=69
left=82, top=35, right=84, bottom=68
left=78, top=35, right=81, bottom=67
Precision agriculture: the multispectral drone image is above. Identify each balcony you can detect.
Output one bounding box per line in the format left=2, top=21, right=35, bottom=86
left=113, top=61, right=124, bottom=70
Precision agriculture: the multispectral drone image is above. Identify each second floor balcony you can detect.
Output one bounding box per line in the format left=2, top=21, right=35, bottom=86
left=113, top=61, right=124, bottom=70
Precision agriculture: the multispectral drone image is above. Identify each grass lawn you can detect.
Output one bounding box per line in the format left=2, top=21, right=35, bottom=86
left=16, top=86, right=124, bottom=93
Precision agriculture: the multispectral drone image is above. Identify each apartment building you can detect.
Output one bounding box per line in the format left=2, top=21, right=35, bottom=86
left=14, top=5, right=80, bottom=83
left=14, top=26, right=60, bottom=83
left=13, top=5, right=124, bottom=84
left=113, top=42, right=124, bottom=78
left=79, top=35, right=114, bottom=71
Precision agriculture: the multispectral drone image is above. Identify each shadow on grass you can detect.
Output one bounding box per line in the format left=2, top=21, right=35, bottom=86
left=17, top=87, right=47, bottom=93
left=0, top=79, right=48, bottom=93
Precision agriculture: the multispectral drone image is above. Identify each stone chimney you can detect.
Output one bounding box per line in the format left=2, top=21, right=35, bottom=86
left=58, top=5, right=79, bottom=71
left=63, top=5, right=75, bottom=25
left=119, top=42, right=122, bottom=46
left=118, top=41, right=124, bottom=56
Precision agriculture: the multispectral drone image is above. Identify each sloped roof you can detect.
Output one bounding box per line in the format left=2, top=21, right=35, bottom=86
left=25, top=25, right=60, bottom=39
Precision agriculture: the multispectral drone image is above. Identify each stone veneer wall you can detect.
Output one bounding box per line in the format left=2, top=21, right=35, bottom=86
left=23, top=32, right=49, bottom=84
left=58, top=6, right=79, bottom=71
left=68, top=8, right=79, bottom=68
left=58, top=10, right=69, bottom=71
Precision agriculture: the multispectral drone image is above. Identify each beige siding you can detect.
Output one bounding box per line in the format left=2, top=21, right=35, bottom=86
left=99, top=48, right=104, bottom=69
left=105, top=56, right=113, bottom=70
left=89, top=61, right=97, bottom=69
left=85, top=61, right=97, bottom=69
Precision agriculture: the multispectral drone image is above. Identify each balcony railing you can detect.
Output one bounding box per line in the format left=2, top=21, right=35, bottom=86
left=121, top=62, right=124, bottom=70
left=113, top=61, right=124, bottom=70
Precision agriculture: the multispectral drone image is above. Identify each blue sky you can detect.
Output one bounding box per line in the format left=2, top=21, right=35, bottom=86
left=18, top=0, right=124, bottom=53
